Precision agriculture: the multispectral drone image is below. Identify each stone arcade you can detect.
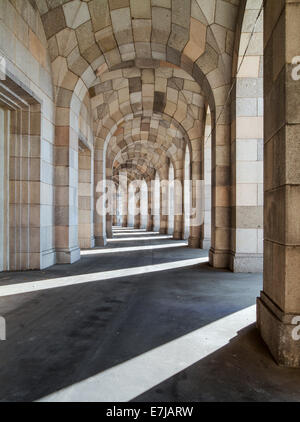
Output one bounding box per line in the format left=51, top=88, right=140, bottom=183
left=0, top=0, right=299, bottom=402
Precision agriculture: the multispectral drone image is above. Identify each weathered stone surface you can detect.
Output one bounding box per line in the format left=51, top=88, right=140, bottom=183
left=89, top=0, right=111, bottom=32
left=41, top=6, right=66, bottom=39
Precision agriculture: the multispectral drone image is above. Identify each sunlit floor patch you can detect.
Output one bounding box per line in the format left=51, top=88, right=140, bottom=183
left=108, top=235, right=173, bottom=242
left=0, top=257, right=208, bottom=297
left=113, top=231, right=160, bottom=236
left=113, top=228, right=146, bottom=232
left=37, top=305, right=256, bottom=402
left=81, top=242, right=188, bottom=255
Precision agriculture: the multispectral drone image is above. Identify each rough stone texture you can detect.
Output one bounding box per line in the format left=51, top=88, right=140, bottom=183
left=0, top=230, right=299, bottom=401
left=257, top=0, right=300, bottom=367
left=0, top=0, right=299, bottom=370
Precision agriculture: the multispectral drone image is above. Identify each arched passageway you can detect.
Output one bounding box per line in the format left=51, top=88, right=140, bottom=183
left=0, top=3, right=299, bottom=402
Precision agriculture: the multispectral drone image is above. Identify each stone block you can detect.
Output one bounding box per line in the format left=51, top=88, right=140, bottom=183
left=89, top=0, right=111, bottom=32
left=63, top=0, right=90, bottom=29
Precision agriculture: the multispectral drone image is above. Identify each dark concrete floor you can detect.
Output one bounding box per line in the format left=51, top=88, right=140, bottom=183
left=0, top=228, right=299, bottom=402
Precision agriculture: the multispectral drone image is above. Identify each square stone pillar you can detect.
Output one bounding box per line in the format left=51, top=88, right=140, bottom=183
left=257, top=0, right=300, bottom=367
left=230, top=0, right=264, bottom=273
left=94, top=143, right=107, bottom=246
left=159, top=181, right=168, bottom=234
left=146, top=180, right=154, bottom=231
left=134, top=190, right=141, bottom=229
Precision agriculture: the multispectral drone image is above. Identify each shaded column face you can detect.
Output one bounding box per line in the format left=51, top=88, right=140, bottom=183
left=173, top=178, right=184, bottom=240
left=118, top=173, right=128, bottom=227
left=78, top=143, right=93, bottom=249
left=0, top=107, right=9, bottom=271
left=9, top=105, right=43, bottom=271
left=188, top=163, right=201, bottom=248
left=123, top=179, right=129, bottom=227
left=54, top=107, right=81, bottom=265
left=147, top=182, right=153, bottom=231
left=106, top=214, right=113, bottom=238
left=188, top=139, right=205, bottom=249
left=257, top=0, right=300, bottom=367
left=94, top=145, right=107, bottom=247
left=134, top=186, right=141, bottom=229
left=159, top=180, right=168, bottom=234
left=208, top=109, right=232, bottom=268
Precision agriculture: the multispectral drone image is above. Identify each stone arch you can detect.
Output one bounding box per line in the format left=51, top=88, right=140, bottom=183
left=36, top=0, right=245, bottom=268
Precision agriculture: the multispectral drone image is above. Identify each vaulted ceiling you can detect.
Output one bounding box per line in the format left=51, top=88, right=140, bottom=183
left=36, top=0, right=242, bottom=181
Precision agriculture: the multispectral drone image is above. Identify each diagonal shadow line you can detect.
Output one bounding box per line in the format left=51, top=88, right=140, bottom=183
left=0, top=264, right=261, bottom=402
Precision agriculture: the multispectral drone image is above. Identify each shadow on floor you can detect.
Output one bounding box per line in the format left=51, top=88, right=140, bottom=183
left=0, top=257, right=262, bottom=401
left=132, top=324, right=300, bottom=402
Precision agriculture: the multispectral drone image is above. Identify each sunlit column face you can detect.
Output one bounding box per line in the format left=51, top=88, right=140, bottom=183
left=0, top=108, right=8, bottom=271
left=204, top=107, right=212, bottom=247
left=184, top=147, right=191, bottom=239
left=168, top=164, right=174, bottom=234
left=128, top=183, right=135, bottom=227
left=140, top=180, right=148, bottom=229
left=117, top=187, right=122, bottom=225
left=153, top=173, right=160, bottom=231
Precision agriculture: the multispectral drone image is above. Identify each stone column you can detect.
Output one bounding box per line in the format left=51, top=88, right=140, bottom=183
left=106, top=214, right=112, bottom=238
left=94, top=140, right=107, bottom=246
left=147, top=180, right=153, bottom=231
left=188, top=138, right=204, bottom=248
left=78, top=144, right=94, bottom=249
left=54, top=103, right=80, bottom=264
left=0, top=107, right=9, bottom=271
left=230, top=0, right=263, bottom=272
left=173, top=172, right=184, bottom=240
left=203, top=111, right=212, bottom=250
left=257, top=0, right=300, bottom=367
left=209, top=116, right=231, bottom=268
left=159, top=180, right=168, bottom=234
left=121, top=178, right=128, bottom=227
left=112, top=183, right=117, bottom=226
left=134, top=187, right=141, bottom=229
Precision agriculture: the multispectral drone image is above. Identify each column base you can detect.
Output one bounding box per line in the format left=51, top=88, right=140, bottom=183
left=94, top=236, right=107, bottom=246
left=209, top=248, right=230, bottom=269
left=257, top=292, right=300, bottom=367
left=56, top=247, right=80, bottom=264
left=230, top=253, right=263, bottom=273
left=173, top=231, right=183, bottom=240
left=188, top=236, right=201, bottom=248
left=41, top=249, right=56, bottom=269
left=79, top=237, right=95, bottom=250
left=201, top=238, right=211, bottom=250
left=159, top=228, right=167, bottom=234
